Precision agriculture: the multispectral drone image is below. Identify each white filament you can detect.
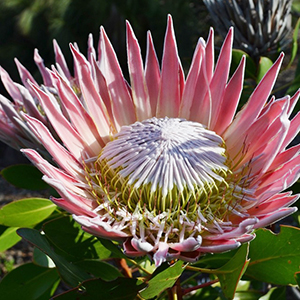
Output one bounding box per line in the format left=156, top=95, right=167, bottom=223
left=101, top=117, right=228, bottom=197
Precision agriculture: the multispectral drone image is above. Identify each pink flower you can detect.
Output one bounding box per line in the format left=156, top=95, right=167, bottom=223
left=3, top=15, right=299, bottom=266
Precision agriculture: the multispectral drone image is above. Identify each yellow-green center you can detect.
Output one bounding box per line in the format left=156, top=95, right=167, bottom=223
left=86, top=117, right=247, bottom=228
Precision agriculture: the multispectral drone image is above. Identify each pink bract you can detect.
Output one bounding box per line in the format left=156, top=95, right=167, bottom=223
left=1, top=15, right=299, bottom=266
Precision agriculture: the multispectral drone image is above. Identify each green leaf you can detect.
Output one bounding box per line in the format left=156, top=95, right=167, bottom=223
left=0, top=225, right=21, bottom=252
left=231, top=49, right=256, bottom=79
left=256, top=57, right=274, bottom=83
left=53, top=277, right=145, bottom=300
left=216, top=243, right=249, bottom=300
left=97, top=237, right=126, bottom=259
left=140, top=261, right=186, bottom=299
left=17, top=228, right=91, bottom=287
left=42, top=216, right=111, bottom=260
left=188, top=285, right=225, bottom=300
left=74, top=259, right=122, bottom=280
left=33, top=247, right=56, bottom=268
left=1, top=164, right=49, bottom=190
left=0, top=198, right=56, bottom=227
left=286, top=18, right=300, bottom=69
left=194, top=248, right=238, bottom=269
left=286, top=71, right=300, bottom=96
left=246, top=226, right=300, bottom=285
left=259, top=287, right=286, bottom=300
left=0, top=263, right=59, bottom=300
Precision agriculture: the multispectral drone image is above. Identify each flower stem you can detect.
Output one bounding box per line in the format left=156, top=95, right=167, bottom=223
left=117, top=258, right=132, bottom=278
left=126, top=258, right=152, bottom=275
left=168, top=278, right=183, bottom=300
left=185, top=265, right=217, bottom=274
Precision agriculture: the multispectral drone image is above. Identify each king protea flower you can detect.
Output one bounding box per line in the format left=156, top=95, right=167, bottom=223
left=203, top=0, right=293, bottom=58
left=2, top=15, right=299, bottom=266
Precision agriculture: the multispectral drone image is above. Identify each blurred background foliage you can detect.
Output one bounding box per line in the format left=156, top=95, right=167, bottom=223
left=0, top=0, right=211, bottom=94
left=1, top=0, right=300, bottom=97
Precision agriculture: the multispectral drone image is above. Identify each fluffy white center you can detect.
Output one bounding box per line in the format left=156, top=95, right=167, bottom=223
left=98, top=117, right=231, bottom=213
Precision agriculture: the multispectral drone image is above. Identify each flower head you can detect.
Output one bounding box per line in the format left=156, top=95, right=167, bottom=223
left=2, top=15, right=299, bottom=266
left=203, top=0, right=293, bottom=58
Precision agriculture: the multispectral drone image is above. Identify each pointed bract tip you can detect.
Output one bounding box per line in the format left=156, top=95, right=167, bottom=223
left=34, top=49, right=42, bottom=63
left=100, top=25, right=105, bottom=35
left=167, top=14, right=174, bottom=30
left=69, top=43, right=75, bottom=52
left=147, top=30, right=153, bottom=42
left=125, top=19, right=131, bottom=27
left=88, top=33, right=94, bottom=44
left=273, top=52, right=285, bottom=69
left=224, top=26, right=234, bottom=43
left=240, top=54, right=246, bottom=64
left=126, top=20, right=135, bottom=40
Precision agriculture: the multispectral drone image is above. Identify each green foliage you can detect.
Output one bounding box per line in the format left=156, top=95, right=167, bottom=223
left=17, top=228, right=92, bottom=287
left=0, top=263, right=60, bottom=300
left=0, top=198, right=57, bottom=251
left=215, top=244, right=249, bottom=300
left=0, top=198, right=56, bottom=227
left=285, top=18, right=300, bottom=70
left=0, top=0, right=209, bottom=87
left=256, top=57, right=274, bottom=84
left=140, top=261, right=185, bottom=299
left=259, top=287, right=286, bottom=300
left=42, top=216, right=111, bottom=260
left=53, top=277, right=145, bottom=300
left=245, top=226, right=300, bottom=285
left=74, top=260, right=122, bottom=281
left=0, top=225, right=21, bottom=252
left=231, top=49, right=256, bottom=80
left=1, top=164, right=49, bottom=191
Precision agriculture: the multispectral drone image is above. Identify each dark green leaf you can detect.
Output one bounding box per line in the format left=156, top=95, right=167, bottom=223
left=246, top=226, right=300, bottom=285
left=0, top=263, right=59, bottom=300
left=216, top=244, right=249, bottom=300
left=286, top=71, right=300, bottom=97
left=140, top=261, right=186, bottom=299
left=286, top=18, right=300, bottom=69
left=43, top=216, right=111, bottom=260
left=231, top=49, right=256, bottom=79
left=97, top=237, right=126, bottom=258
left=53, top=277, right=145, bottom=300
left=0, top=225, right=21, bottom=252
left=188, top=285, right=225, bottom=300
left=256, top=57, right=273, bottom=83
left=259, top=287, right=286, bottom=300
left=234, top=290, right=261, bottom=300
left=194, top=248, right=238, bottom=269
left=74, top=259, right=122, bottom=281
left=33, top=247, right=55, bottom=268
left=17, top=228, right=91, bottom=287
left=1, top=164, right=49, bottom=190
left=0, top=198, right=56, bottom=227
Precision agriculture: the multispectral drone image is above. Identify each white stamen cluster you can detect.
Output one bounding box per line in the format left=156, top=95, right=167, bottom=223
left=84, top=117, right=252, bottom=244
